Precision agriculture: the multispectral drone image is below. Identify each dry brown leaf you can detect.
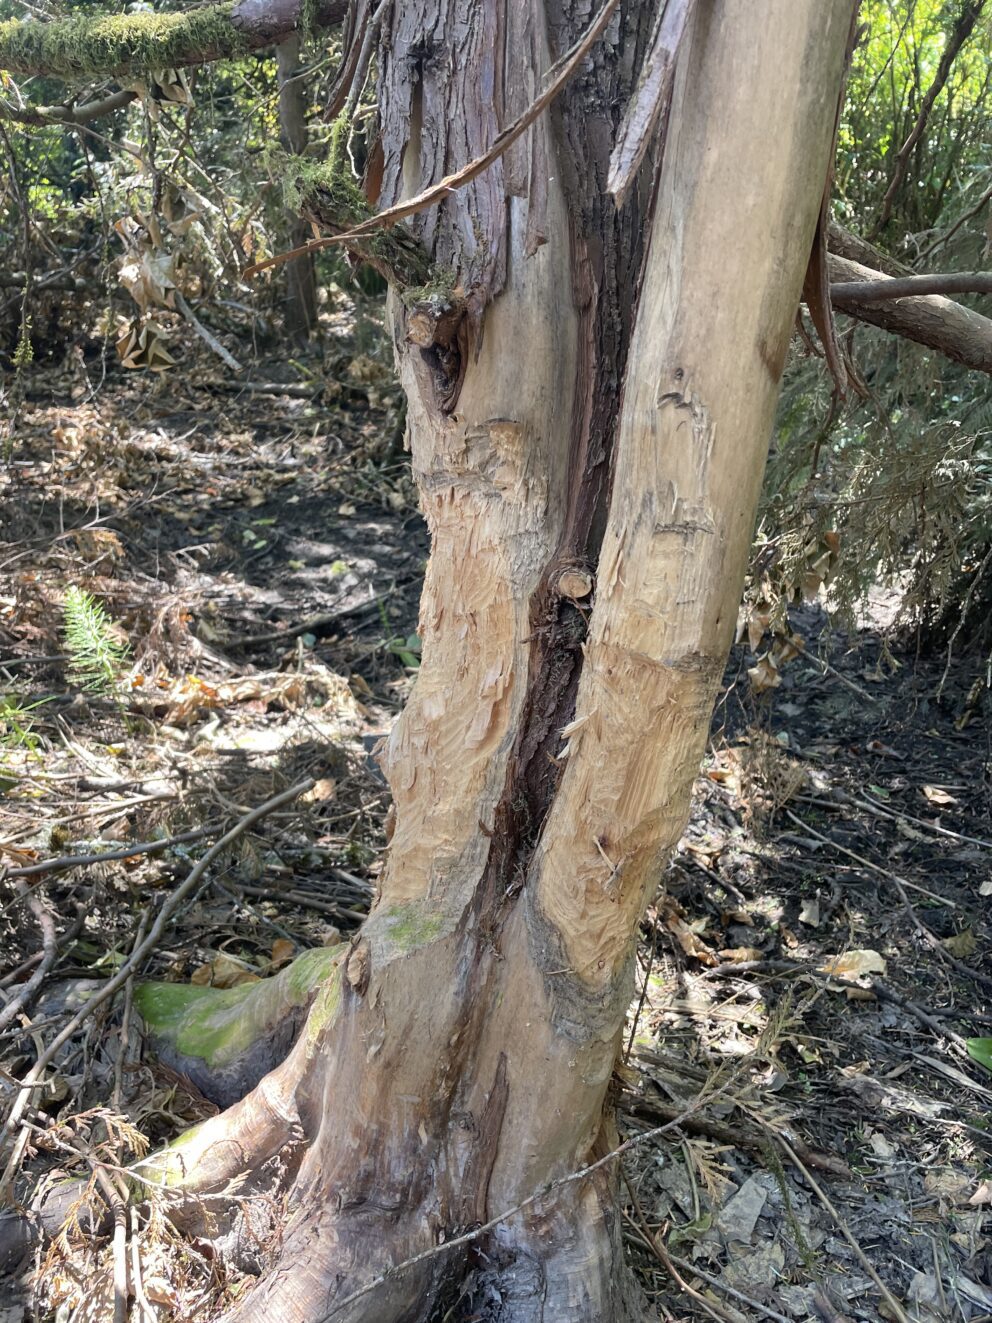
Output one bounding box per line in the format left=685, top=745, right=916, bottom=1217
left=747, top=652, right=781, bottom=694
left=922, top=784, right=957, bottom=806
left=716, top=946, right=763, bottom=964
left=304, top=778, right=337, bottom=803
left=269, top=938, right=296, bottom=969
left=116, top=320, right=176, bottom=372
left=818, top=949, right=887, bottom=980
left=191, top=953, right=260, bottom=988
left=941, top=929, right=977, bottom=960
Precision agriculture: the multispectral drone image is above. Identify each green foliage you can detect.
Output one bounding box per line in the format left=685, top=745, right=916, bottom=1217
left=62, top=586, right=131, bottom=697
left=0, top=694, right=48, bottom=750
left=839, top=0, right=992, bottom=236
left=12, top=325, right=32, bottom=368
left=756, top=0, right=992, bottom=658
left=376, top=599, right=420, bottom=668
left=967, top=1039, right=992, bottom=1073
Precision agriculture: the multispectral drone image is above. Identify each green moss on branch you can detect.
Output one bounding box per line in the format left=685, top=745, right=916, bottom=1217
left=286, top=153, right=433, bottom=290
left=0, top=4, right=247, bottom=79
left=135, top=945, right=344, bottom=1068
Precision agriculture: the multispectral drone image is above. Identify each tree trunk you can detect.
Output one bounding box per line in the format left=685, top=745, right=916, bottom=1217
left=129, top=4, right=858, bottom=1320
left=277, top=35, right=319, bottom=343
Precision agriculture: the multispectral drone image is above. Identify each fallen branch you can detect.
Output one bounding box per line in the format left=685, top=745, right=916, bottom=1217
left=828, top=252, right=992, bottom=374
left=784, top=807, right=992, bottom=995
left=3, top=825, right=217, bottom=882
left=773, top=1132, right=910, bottom=1323
left=831, top=271, right=992, bottom=302
left=0, top=884, right=55, bottom=1033
left=173, top=290, right=242, bottom=373
left=618, top=1088, right=850, bottom=1179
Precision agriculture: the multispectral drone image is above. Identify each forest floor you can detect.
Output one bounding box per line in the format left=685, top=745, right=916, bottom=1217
left=1, top=342, right=991, bottom=1323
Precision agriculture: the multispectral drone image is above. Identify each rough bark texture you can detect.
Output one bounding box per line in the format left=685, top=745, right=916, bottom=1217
left=277, top=35, right=320, bottom=343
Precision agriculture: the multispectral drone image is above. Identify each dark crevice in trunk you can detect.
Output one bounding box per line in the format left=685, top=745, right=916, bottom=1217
left=472, top=0, right=657, bottom=950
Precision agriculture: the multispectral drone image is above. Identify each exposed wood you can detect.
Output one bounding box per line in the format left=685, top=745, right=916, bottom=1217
left=829, top=252, right=992, bottom=373
left=533, top=0, right=858, bottom=985
left=8, top=3, right=863, bottom=1319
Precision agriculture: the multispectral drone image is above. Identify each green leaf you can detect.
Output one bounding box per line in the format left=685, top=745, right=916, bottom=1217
left=967, top=1039, right=992, bottom=1073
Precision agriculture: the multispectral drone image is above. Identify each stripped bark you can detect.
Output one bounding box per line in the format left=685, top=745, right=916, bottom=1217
left=2, top=3, right=863, bottom=1320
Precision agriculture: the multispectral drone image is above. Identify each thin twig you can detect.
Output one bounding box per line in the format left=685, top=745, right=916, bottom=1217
left=342, top=0, right=390, bottom=120
left=668, top=1250, right=795, bottom=1323
left=790, top=634, right=878, bottom=702
left=3, top=825, right=217, bottom=882
left=113, top=908, right=150, bottom=1109
left=0, top=881, right=56, bottom=1033
left=855, top=790, right=992, bottom=852
left=173, top=291, right=242, bottom=372
left=773, top=1132, right=910, bottom=1323
left=0, top=779, right=313, bottom=1199
left=0, top=900, right=85, bottom=1032
left=919, top=180, right=992, bottom=261
left=786, top=808, right=992, bottom=992
left=622, top=1207, right=733, bottom=1323
left=783, top=808, right=953, bottom=908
